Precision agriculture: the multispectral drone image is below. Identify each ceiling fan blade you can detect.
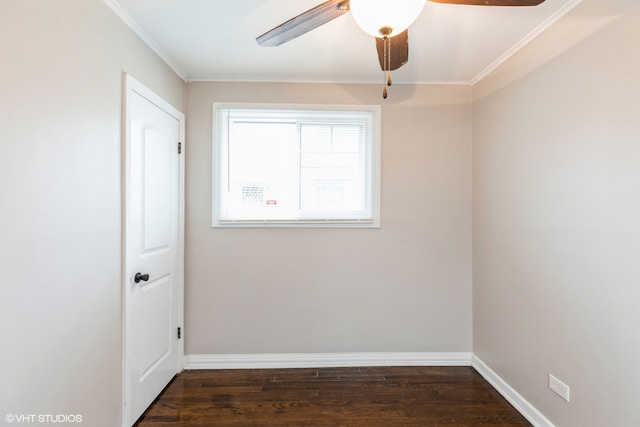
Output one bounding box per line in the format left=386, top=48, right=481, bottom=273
left=429, top=0, right=544, bottom=5
left=257, top=0, right=350, bottom=47
left=376, top=30, right=409, bottom=72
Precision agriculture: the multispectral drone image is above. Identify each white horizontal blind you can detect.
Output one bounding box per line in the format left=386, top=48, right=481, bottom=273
left=213, top=103, right=380, bottom=227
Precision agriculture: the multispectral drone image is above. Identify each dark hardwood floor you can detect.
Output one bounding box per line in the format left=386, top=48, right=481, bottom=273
left=135, top=366, right=531, bottom=426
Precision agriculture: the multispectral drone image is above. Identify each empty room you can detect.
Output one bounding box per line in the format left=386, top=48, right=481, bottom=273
left=1, top=0, right=638, bottom=426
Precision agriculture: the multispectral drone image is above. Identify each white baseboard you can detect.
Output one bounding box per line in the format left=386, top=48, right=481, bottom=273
left=184, top=352, right=472, bottom=370
left=472, top=355, right=555, bottom=427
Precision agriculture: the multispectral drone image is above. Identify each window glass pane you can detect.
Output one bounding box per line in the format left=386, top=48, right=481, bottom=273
left=225, top=121, right=298, bottom=219
left=299, top=124, right=365, bottom=214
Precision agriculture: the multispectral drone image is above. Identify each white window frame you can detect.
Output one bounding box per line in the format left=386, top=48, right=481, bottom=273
left=212, top=102, right=381, bottom=228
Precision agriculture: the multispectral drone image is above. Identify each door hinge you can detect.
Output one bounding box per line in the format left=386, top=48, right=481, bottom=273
left=178, top=142, right=182, bottom=154
left=177, top=327, right=182, bottom=339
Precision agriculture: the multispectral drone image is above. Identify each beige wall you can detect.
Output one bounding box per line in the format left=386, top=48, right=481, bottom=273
left=472, top=0, right=640, bottom=426
left=185, top=82, right=472, bottom=354
left=0, top=1, right=184, bottom=426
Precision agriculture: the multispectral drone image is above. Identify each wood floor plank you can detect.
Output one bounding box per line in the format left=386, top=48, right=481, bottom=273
left=135, top=367, right=531, bottom=426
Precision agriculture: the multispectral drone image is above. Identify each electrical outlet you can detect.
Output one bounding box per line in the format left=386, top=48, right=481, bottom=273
left=549, top=374, right=570, bottom=402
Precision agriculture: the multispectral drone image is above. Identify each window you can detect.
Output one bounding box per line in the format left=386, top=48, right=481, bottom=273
left=212, top=103, right=381, bottom=227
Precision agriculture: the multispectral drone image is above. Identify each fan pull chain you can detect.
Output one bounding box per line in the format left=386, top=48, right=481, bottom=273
left=387, top=35, right=393, bottom=87
left=382, top=35, right=391, bottom=99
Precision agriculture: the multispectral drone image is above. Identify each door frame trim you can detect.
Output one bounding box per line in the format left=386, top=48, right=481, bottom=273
left=121, top=73, right=185, bottom=427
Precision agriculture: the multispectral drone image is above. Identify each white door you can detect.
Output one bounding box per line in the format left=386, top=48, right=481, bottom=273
left=123, top=74, right=185, bottom=426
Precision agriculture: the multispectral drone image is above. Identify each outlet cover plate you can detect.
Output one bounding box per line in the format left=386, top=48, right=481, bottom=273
left=549, top=374, right=570, bottom=402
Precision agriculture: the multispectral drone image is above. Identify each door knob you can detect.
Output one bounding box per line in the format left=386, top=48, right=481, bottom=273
left=134, top=272, right=150, bottom=283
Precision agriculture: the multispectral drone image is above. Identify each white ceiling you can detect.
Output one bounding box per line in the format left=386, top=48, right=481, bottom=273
left=107, top=0, right=581, bottom=84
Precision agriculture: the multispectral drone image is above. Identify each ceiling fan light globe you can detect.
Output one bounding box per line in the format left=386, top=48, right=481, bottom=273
left=350, top=0, right=425, bottom=38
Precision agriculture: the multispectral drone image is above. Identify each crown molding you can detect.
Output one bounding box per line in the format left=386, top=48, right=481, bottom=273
left=471, top=0, right=584, bottom=85
left=102, top=0, right=188, bottom=81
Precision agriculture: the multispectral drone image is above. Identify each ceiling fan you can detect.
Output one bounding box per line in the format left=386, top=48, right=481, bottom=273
left=257, top=0, right=545, bottom=98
